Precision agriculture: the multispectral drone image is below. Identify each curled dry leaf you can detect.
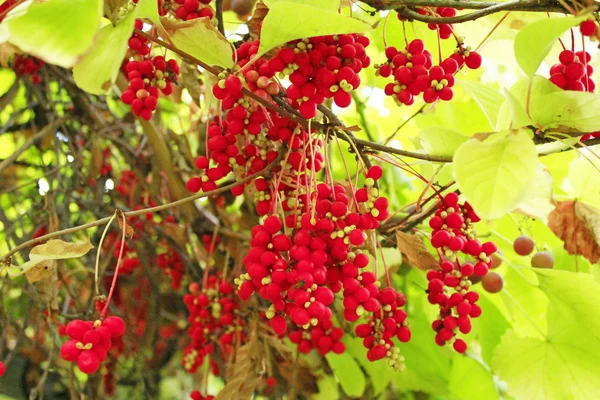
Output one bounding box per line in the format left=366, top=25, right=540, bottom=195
left=116, top=209, right=135, bottom=239
left=395, top=230, right=438, bottom=270
left=25, top=259, right=54, bottom=283
left=248, top=0, right=269, bottom=37
left=10, top=238, right=94, bottom=278
left=548, top=201, right=600, bottom=263
left=215, top=330, right=262, bottom=400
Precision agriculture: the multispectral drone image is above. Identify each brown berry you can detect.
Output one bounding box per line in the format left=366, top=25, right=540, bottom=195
left=513, top=236, right=534, bottom=256
left=531, top=252, right=554, bottom=269
left=482, top=272, right=503, bottom=293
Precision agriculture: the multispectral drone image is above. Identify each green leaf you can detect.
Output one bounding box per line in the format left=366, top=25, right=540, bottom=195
left=449, top=356, right=499, bottom=400
left=475, top=293, right=511, bottom=365
left=73, top=11, right=138, bottom=94
left=7, top=0, right=103, bottom=68
left=345, top=336, right=393, bottom=396
left=514, top=15, right=586, bottom=77
left=453, top=130, right=538, bottom=219
left=493, top=270, right=600, bottom=400
left=313, top=375, right=340, bottom=400
left=263, top=0, right=339, bottom=11
left=419, top=127, right=469, bottom=157
left=562, top=154, right=600, bottom=205
left=513, top=162, right=556, bottom=222
left=496, top=88, right=531, bottom=130
left=160, top=17, right=233, bottom=69
left=531, top=90, right=600, bottom=132
left=459, top=80, right=504, bottom=130
left=325, top=351, right=366, bottom=398
left=258, top=1, right=372, bottom=57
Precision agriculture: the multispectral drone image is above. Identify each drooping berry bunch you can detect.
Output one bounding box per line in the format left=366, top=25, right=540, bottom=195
left=268, top=34, right=371, bottom=119
left=120, top=19, right=180, bottom=120
left=549, top=49, right=595, bottom=92
left=13, top=54, right=44, bottom=84
left=377, top=39, right=480, bottom=105
left=182, top=277, right=245, bottom=373
left=398, top=7, right=459, bottom=39
left=190, top=390, right=215, bottom=400
left=170, top=0, right=214, bottom=20
left=59, top=317, right=126, bottom=374
left=235, top=165, right=411, bottom=367
left=425, top=192, right=497, bottom=353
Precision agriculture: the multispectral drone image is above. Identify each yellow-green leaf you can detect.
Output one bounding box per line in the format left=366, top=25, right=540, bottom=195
left=258, top=1, right=372, bottom=57
left=514, top=15, right=586, bottom=77
left=7, top=0, right=103, bottom=68
left=160, top=17, right=233, bottom=69
left=453, top=130, right=538, bottom=219
left=419, top=127, right=469, bottom=157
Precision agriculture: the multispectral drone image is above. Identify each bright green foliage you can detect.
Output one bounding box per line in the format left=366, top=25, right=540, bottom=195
left=325, top=351, right=367, bottom=397
left=163, top=18, right=233, bottom=69
left=263, top=0, right=339, bottom=11
left=514, top=15, right=586, bottom=77
left=493, top=270, right=600, bottom=400
left=6, top=0, right=103, bottom=68
left=531, top=90, right=600, bottom=132
left=562, top=155, right=600, bottom=205
left=419, top=127, right=468, bottom=157
left=257, top=1, right=372, bottom=56
left=449, top=356, right=499, bottom=400
left=513, top=162, right=555, bottom=221
left=459, top=80, right=505, bottom=130
left=453, top=130, right=538, bottom=219
left=73, top=10, right=139, bottom=94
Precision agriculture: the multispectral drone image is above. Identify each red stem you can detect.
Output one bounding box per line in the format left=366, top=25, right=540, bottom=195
left=101, top=212, right=128, bottom=318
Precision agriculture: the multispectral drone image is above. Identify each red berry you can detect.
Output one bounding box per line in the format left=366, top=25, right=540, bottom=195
left=77, top=351, right=101, bottom=374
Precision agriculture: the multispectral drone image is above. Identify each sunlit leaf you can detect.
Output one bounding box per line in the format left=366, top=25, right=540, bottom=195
left=493, top=269, right=600, bottom=400
left=7, top=0, right=103, bottom=67
left=459, top=80, right=504, bottom=129
left=160, top=17, right=233, bottom=69
left=419, top=127, right=469, bottom=157
left=258, top=1, right=372, bottom=56
left=514, top=15, right=586, bottom=77
left=453, top=130, right=538, bottom=219
left=326, top=351, right=366, bottom=398
left=513, top=162, right=555, bottom=222
left=449, top=356, right=499, bottom=400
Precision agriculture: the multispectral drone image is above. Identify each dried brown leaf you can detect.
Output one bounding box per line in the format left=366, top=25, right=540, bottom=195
left=180, top=62, right=203, bottom=103
left=215, top=332, right=262, bottom=400
left=88, top=139, right=103, bottom=180
left=25, top=260, right=54, bottom=283
left=116, top=209, right=135, bottom=239
left=548, top=201, right=600, bottom=263
left=395, top=231, right=438, bottom=270
left=30, top=238, right=94, bottom=259
left=276, top=360, right=319, bottom=394
left=247, top=0, right=268, bottom=37
left=0, top=42, right=17, bottom=68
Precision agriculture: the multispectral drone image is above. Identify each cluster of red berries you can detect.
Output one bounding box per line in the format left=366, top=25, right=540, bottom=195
left=268, top=34, right=371, bottom=118
left=236, top=165, right=411, bottom=366
left=399, top=7, right=459, bottom=39
left=59, top=317, right=126, bottom=374
left=171, top=0, right=214, bottom=20
left=190, top=391, right=214, bottom=400
left=377, top=39, right=480, bottom=105
left=549, top=49, right=595, bottom=92
left=120, top=20, right=180, bottom=120
left=157, top=247, right=185, bottom=290
left=13, top=54, right=44, bottom=84
left=182, top=277, right=244, bottom=373
left=0, top=361, right=5, bottom=377
left=425, top=192, right=496, bottom=353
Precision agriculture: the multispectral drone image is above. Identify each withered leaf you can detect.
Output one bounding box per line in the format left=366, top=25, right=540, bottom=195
left=548, top=201, right=600, bottom=263
left=395, top=231, right=438, bottom=270
left=9, top=239, right=94, bottom=278
left=25, top=259, right=55, bottom=283
left=116, top=209, right=135, bottom=239
left=277, top=360, right=319, bottom=394
left=215, top=331, right=262, bottom=400
left=248, top=1, right=269, bottom=37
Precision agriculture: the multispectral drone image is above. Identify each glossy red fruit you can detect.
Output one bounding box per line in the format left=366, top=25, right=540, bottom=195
left=102, top=317, right=126, bottom=337
left=77, top=351, right=101, bottom=374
